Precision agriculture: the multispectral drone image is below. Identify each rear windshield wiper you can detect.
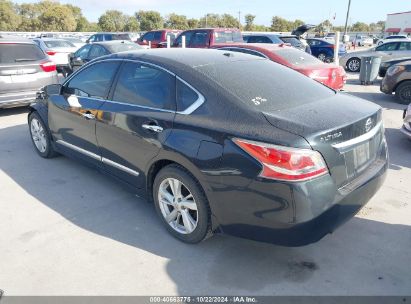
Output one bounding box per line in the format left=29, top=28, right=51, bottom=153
left=14, top=58, right=38, bottom=62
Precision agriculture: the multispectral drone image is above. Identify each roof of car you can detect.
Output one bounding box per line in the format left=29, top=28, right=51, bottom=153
left=380, top=39, right=411, bottom=43
left=212, top=43, right=292, bottom=52
left=0, top=35, right=36, bottom=44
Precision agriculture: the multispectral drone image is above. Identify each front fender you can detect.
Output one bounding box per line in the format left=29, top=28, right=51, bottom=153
left=28, top=101, right=49, bottom=127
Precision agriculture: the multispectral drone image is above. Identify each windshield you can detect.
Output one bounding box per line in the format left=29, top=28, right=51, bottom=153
left=44, top=40, right=76, bottom=48
left=214, top=30, right=243, bottom=43
left=280, top=37, right=302, bottom=47
left=196, top=59, right=334, bottom=111
left=0, top=44, right=46, bottom=63
left=108, top=43, right=143, bottom=53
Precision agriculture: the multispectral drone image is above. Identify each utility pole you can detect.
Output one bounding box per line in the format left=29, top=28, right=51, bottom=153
left=238, top=11, right=241, bottom=29
left=343, top=0, right=352, bottom=37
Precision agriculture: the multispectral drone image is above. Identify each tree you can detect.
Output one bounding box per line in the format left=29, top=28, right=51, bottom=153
left=244, top=14, right=255, bottom=31
left=65, top=4, right=89, bottom=32
left=351, top=22, right=369, bottom=32
left=199, top=13, right=220, bottom=27
left=98, top=10, right=128, bottom=32
left=17, top=3, right=42, bottom=31
left=124, top=16, right=139, bottom=31
left=270, top=16, right=292, bottom=32
left=164, top=13, right=189, bottom=30
left=187, top=18, right=198, bottom=29
left=136, top=10, right=163, bottom=31
left=293, top=19, right=304, bottom=29
left=38, top=4, right=76, bottom=31
left=220, top=14, right=239, bottom=28
left=0, top=0, right=21, bottom=31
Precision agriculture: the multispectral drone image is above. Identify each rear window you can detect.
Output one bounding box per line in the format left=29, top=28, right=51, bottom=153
left=108, top=43, right=143, bottom=53
left=44, top=40, right=75, bottom=48
left=280, top=37, right=302, bottom=47
left=196, top=59, right=334, bottom=111
left=112, top=34, right=131, bottom=41
left=274, top=49, right=322, bottom=66
left=214, top=30, right=243, bottom=43
left=0, top=43, right=46, bottom=63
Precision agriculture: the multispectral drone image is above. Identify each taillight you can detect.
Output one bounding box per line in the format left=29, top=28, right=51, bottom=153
left=46, top=51, right=56, bottom=56
left=40, top=61, right=56, bottom=72
left=234, top=139, right=328, bottom=181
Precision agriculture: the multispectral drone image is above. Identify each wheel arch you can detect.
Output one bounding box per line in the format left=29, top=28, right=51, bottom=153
left=394, top=79, right=411, bottom=93
left=28, top=102, right=49, bottom=127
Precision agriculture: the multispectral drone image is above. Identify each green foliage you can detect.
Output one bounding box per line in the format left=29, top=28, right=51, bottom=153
left=164, top=13, right=189, bottom=30
left=244, top=14, right=255, bottom=31
left=98, top=10, right=128, bottom=32
left=187, top=18, right=198, bottom=29
left=0, top=0, right=21, bottom=30
left=198, top=13, right=239, bottom=28
left=38, top=4, right=76, bottom=31
left=351, top=21, right=370, bottom=32
left=136, top=10, right=163, bottom=31
left=270, top=16, right=293, bottom=32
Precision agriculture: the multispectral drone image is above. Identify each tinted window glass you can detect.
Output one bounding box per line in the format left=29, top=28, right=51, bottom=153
left=75, top=45, right=91, bottom=59
left=88, top=35, right=96, bottom=42
left=153, top=31, right=162, bottom=40
left=280, top=37, right=302, bottom=47
left=0, top=44, right=46, bottom=63
left=177, top=79, right=199, bottom=111
left=196, top=59, right=334, bottom=111
left=112, top=62, right=175, bottom=110
left=108, top=43, right=143, bottom=53
left=214, top=30, right=243, bottom=43
left=66, top=62, right=119, bottom=98
left=44, top=40, right=75, bottom=48
left=142, top=32, right=155, bottom=41
left=247, top=36, right=272, bottom=43
left=112, top=34, right=131, bottom=40
left=221, top=48, right=267, bottom=58
left=376, top=42, right=398, bottom=51
left=190, top=31, right=208, bottom=46
left=275, top=49, right=322, bottom=66
left=89, top=45, right=109, bottom=58
left=174, top=31, right=194, bottom=47
left=398, top=42, right=411, bottom=50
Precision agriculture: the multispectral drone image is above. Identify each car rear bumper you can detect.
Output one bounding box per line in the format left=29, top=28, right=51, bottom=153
left=0, top=90, right=38, bottom=108
left=211, top=139, right=388, bottom=246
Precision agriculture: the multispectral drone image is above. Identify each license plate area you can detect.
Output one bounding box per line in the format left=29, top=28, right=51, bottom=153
left=353, top=141, right=370, bottom=169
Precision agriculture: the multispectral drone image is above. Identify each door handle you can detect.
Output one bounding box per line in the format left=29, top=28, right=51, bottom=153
left=82, top=112, right=95, bottom=120
left=142, top=124, right=163, bottom=133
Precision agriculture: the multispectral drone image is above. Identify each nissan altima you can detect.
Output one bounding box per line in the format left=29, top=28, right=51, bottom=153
left=28, top=49, right=388, bottom=246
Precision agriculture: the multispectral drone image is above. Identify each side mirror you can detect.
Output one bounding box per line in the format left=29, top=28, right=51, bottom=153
left=45, top=84, right=63, bottom=95
left=62, top=86, right=76, bottom=95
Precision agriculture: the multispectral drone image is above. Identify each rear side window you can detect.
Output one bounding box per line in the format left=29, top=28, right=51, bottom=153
left=274, top=49, right=322, bottom=66
left=0, top=44, right=46, bottom=63
left=174, top=31, right=194, bottom=47
left=214, top=30, right=243, bottom=43
left=89, top=45, right=109, bottom=58
left=176, top=79, right=200, bottom=111
left=196, top=59, right=334, bottom=111
left=376, top=42, right=399, bottom=51
left=74, top=45, right=91, bottom=59
left=113, top=34, right=131, bottom=40
left=247, top=36, right=273, bottom=43
left=44, top=40, right=75, bottom=48
left=66, top=61, right=119, bottom=98
left=112, top=62, right=175, bottom=110
left=190, top=31, right=209, bottom=47
left=398, top=42, right=411, bottom=50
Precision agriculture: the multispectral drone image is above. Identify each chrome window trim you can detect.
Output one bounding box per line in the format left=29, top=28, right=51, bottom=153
left=332, top=122, right=383, bottom=151
left=64, top=57, right=205, bottom=115
left=56, top=140, right=139, bottom=176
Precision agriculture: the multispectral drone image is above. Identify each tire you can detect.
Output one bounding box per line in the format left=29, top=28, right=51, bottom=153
left=153, top=164, right=212, bottom=243
left=28, top=111, right=58, bottom=158
left=347, top=57, right=361, bottom=72
left=395, top=81, right=411, bottom=105
left=317, top=53, right=327, bottom=62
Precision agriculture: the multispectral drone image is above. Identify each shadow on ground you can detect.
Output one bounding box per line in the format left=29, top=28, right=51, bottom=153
left=1, top=124, right=411, bottom=295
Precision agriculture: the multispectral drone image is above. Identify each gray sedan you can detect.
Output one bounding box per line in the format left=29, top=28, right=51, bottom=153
left=340, top=39, right=411, bottom=72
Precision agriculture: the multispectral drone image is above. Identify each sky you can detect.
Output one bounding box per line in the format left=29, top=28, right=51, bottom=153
left=13, top=0, right=411, bottom=26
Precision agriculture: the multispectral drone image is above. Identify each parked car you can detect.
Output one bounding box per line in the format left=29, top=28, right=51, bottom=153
left=340, top=40, right=411, bottom=72
left=173, top=28, right=243, bottom=48
left=380, top=60, right=411, bottom=104
left=137, top=29, right=182, bottom=48
left=279, top=35, right=311, bottom=53
left=28, top=49, right=387, bottom=246
left=379, top=57, right=411, bottom=77
left=306, top=38, right=347, bottom=62
left=86, top=33, right=132, bottom=43
left=401, top=104, right=411, bottom=139
left=323, top=32, right=336, bottom=43
left=0, top=36, right=58, bottom=109
left=243, top=33, right=283, bottom=44
left=377, top=35, right=409, bottom=46
left=69, top=41, right=143, bottom=73
left=213, top=43, right=346, bottom=90
left=33, top=38, right=77, bottom=76
left=354, top=35, right=374, bottom=47
left=63, top=37, right=85, bottom=49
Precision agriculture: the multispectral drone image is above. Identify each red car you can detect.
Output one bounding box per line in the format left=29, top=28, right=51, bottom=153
left=137, top=29, right=182, bottom=48
left=173, top=28, right=243, bottom=48
left=213, top=43, right=347, bottom=90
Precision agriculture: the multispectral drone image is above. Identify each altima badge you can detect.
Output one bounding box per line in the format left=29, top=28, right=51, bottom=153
left=365, top=118, right=373, bottom=132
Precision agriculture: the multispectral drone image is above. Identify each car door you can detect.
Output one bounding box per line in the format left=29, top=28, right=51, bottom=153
left=96, top=61, right=176, bottom=187
left=395, top=41, right=411, bottom=58
left=375, top=42, right=400, bottom=61
left=49, top=61, right=121, bottom=166
left=70, top=44, right=92, bottom=71
left=188, top=30, right=210, bottom=48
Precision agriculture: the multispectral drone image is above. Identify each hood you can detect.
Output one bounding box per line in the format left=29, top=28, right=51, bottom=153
left=292, top=24, right=316, bottom=37
left=344, top=48, right=375, bottom=58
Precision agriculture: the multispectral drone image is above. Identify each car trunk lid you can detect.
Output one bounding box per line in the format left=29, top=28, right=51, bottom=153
left=263, top=93, right=383, bottom=187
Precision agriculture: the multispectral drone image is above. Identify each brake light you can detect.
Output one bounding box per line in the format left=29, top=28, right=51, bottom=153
left=46, top=51, right=56, bottom=56
left=326, top=44, right=335, bottom=49
left=234, top=139, right=328, bottom=181
left=40, top=61, right=56, bottom=72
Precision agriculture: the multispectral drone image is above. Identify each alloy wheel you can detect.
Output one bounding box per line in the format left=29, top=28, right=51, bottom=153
left=30, top=118, right=47, bottom=153
left=158, top=178, right=198, bottom=234
left=348, top=59, right=360, bottom=72
left=318, top=53, right=327, bottom=62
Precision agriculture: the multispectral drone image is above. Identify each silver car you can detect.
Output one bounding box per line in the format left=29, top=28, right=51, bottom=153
left=401, top=104, right=411, bottom=140
left=0, top=36, right=58, bottom=109
left=340, top=39, right=411, bottom=72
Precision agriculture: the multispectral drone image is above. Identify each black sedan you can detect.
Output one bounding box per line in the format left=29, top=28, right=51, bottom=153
left=28, top=49, right=388, bottom=246
left=379, top=57, right=411, bottom=77
left=68, top=41, right=143, bottom=73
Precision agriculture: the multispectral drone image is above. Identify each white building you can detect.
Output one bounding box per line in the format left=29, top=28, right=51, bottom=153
left=385, top=11, right=411, bottom=37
